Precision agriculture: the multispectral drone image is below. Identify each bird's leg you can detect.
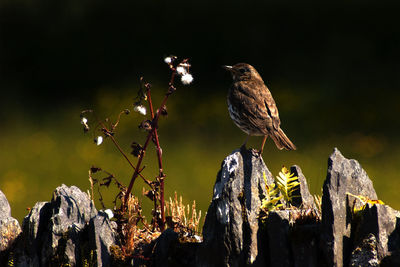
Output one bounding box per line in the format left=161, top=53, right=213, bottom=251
left=259, top=135, right=268, bottom=154
left=240, top=135, right=249, bottom=150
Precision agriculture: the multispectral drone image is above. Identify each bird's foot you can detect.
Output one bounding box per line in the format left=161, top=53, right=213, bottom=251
left=255, top=149, right=263, bottom=158
left=240, top=143, right=248, bottom=153
left=249, top=148, right=262, bottom=157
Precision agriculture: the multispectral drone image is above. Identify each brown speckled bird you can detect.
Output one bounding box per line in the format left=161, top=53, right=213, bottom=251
left=224, top=63, right=296, bottom=153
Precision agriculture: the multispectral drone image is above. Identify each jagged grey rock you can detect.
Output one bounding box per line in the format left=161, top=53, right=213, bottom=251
left=15, top=184, right=98, bottom=266
left=153, top=228, right=178, bottom=267
left=43, top=184, right=97, bottom=265
left=290, top=165, right=315, bottom=209
left=16, top=201, right=51, bottom=266
left=354, top=203, right=400, bottom=262
left=290, top=223, right=320, bottom=267
left=380, top=250, right=400, bottom=267
left=349, top=233, right=379, bottom=267
left=197, top=148, right=270, bottom=267
left=265, top=210, right=292, bottom=267
left=153, top=228, right=200, bottom=267
left=0, top=190, right=21, bottom=255
left=321, top=148, right=378, bottom=267
left=0, top=190, right=11, bottom=218
left=3, top=148, right=400, bottom=266
left=88, top=211, right=117, bottom=267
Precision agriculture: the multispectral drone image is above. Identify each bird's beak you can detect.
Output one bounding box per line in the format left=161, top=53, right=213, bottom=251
left=222, top=65, right=233, bottom=71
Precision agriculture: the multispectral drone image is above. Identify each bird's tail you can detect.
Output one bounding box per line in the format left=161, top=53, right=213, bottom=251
left=270, top=128, right=297, bottom=150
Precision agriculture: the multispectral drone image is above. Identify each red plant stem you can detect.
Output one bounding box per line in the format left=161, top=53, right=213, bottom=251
left=123, top=129, right=152, bottom=208
left=97, top=119, right=150, bottom=186
left=145, top=87, right=163, bottom=229
left=146, top=88, right=166, bottom=230
left=123, top=69, right=176, bottom=209
left=155, top=70, right=177, bottom=230
left=146, top=85, right=155, bottom=119
left=145, top=88, right=164, bottom=180
left=108, top=135, right=151, bottom=186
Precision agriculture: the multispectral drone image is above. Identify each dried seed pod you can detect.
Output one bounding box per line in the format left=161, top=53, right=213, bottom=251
left=143, top=189, right=156, bottom=201
left=157, top=106, right=168, bottom=117
left=138, top=120, right=152, bottom=131
left=131, top=142, right=143, bottom=157
left=90, top=166, right=102, bottom=173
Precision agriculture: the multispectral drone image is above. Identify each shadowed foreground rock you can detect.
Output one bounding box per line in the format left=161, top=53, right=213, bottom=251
left=88, top=210, right=118, bottom=266
left=196, top=147, right=400, bottom=267
left=2, top=184, right=116, bottom=267
left=196, top=148, right=318, bottom=267
left=321, top=148, right=379, bottom=267
left=196, top=148, right=270, bottom=267
left=1, top=148, right=400, bottom=266
left=0, top=190, right=21, bottom=263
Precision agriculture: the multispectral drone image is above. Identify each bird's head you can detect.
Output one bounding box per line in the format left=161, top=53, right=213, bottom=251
left=223, top=63, right=262, bottom=82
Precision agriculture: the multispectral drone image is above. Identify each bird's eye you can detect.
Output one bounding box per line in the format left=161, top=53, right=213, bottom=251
left=239, top=68, right=246, bottom=73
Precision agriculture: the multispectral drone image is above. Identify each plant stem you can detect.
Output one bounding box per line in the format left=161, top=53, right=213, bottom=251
left=123, top=69, right=176, bottom=215
left=108, top=135, right=151, bottom=186
left=96, top=117, right=151, bottom=186
left=146, top=87, right=166, bottom=230
left=123, top=129, right=153, bottom=208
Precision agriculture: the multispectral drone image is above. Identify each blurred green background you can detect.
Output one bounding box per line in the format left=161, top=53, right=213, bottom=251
left=1, top=1, right=400, bottom=223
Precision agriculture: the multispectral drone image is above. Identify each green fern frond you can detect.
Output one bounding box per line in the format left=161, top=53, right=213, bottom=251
left=275, top=167, right=300, bottom=204
left=260, top=167, right=301, bottom=220
left=261, top=193, right=283, bottom=211
left=260, top=172, right=283, bottom=212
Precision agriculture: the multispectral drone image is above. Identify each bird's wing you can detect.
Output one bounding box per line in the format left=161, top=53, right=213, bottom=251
left=230, top=82, right=274, bottom=134
left=258, top=83, right=281, bottom=130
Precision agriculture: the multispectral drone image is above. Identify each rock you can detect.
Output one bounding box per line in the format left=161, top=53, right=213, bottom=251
left=290, top=223, right=320, bottom=267
left=290, top=165, right=316, bottom=209
left=354, top=203, right=400, bottom=262
left=152, top=228, right=200, bottom=267
left=321, top=148, right=378, bottom=267
left=88, top=211, right=117, bottom=267
left=153, top=228, right=178, bottom=266
left=0, top=190, right=21, bottom=258
left=349, top=233, right=379, bottom=267
left=16, top=201, right=51, bottom=266
left=380, top=250, right=400, bottom=267
left=15, top=184, right=98, bottom=266
left=197, top=147, right=270, bottom=266
left=43, top=184, right=97, bottom=266
left=0, top=190, right=11, bottom=218
left=265, top=210, right=292, bottom=267
left=264, top=210, right=321, bottom=267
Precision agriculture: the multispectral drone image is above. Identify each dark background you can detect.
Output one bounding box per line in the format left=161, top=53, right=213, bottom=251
left=1, top=0, right=399, bottom=222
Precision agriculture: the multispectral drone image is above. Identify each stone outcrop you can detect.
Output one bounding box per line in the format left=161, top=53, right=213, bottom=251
left=1, top=148, right=400, bottom=266
left=197, top=147, right=270, bottom=267
left=0, top=184, right=117, bottom=267
left=0, top=190, right=21, bottom=263
left=321, top=148, right=379, bottom=267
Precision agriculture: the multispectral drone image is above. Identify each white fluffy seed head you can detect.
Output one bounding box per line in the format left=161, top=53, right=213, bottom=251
left=164, top=57, right=172, bottom=64
left=81, top=117, right=88, bottom=124
left=176, top=66, right=187, bottom=76
left=179, top=62, right=191, bottom=68
left=95, top=136, right=103, bottom=146
left=181, top=73, right=193, bottom=85
left=134, top=105, right=147, bottom=115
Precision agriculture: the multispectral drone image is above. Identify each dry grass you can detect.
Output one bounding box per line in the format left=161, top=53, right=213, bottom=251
left=165, top=192, right=202, bottom=235
left=121, top=195, right=161, bottom=257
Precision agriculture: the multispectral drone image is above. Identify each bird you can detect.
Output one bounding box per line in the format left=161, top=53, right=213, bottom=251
left=223, top=63, right=296, bottom=153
